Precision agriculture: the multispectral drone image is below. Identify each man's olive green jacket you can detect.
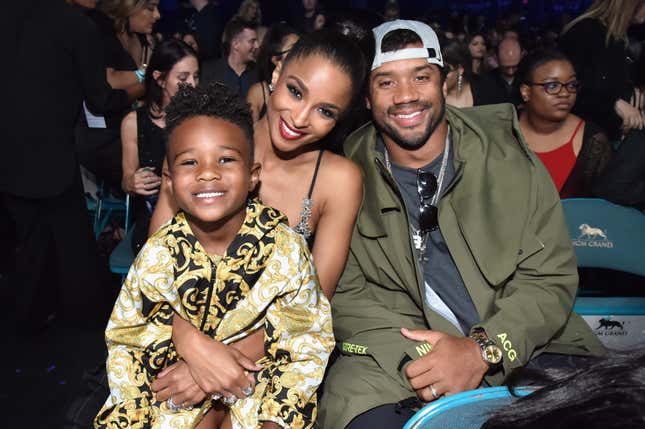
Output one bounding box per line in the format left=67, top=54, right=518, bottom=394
left=319, top=105, right=605, bottom=429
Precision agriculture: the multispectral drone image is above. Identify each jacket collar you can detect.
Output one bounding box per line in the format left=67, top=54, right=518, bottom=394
left=347, top=105, right=535, bottom=286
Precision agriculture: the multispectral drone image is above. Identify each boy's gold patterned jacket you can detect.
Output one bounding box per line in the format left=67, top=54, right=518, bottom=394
left=94, top=201, right=334, bottom=429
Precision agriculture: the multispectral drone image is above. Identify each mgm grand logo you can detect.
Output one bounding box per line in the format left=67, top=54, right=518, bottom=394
left=572, top=223, right=614, bottom=248
left=595, top=318, right=627, bottom=336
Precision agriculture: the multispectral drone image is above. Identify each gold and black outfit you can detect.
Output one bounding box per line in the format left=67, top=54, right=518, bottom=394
left=94, top=201, right=334, bottom=429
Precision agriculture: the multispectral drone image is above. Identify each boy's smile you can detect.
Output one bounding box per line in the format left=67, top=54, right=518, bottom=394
left=167, top=116, right=260, bottom=251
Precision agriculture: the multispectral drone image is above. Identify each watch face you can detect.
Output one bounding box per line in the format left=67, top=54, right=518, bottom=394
left=484, top=345, right=503, bottom=364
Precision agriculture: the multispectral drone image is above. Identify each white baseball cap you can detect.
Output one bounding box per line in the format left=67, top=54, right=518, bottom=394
left=371, top=19, right=443, bottom=71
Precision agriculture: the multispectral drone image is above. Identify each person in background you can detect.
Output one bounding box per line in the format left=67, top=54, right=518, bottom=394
left=121, top=39, right=199, bottom=253
left=560, top=0, right=645, bottom=140
left=477, top=37, right=523, bottom=107
left=1, top=0, right=137, bottom=333
left=77, top=0, right=159, bottom=188
left=246, top=23, right=300, bottom=122
left=180, top=31, right=199, bottom=53
left=443, top=41, right=480, bottom=108
left=185, top=0, right=222, bottom=59
left=518, top=50, right=612, bottom=198
left=236, top=0, right=268, bottom=44
left=383, top=0, right=400, bottom=21
left=293, top=0, right=326, bottom=33
left=201, top=17, right=259, bottom=98
left=593, top=129, right=645, bottom=210
left=467, top=33, right=487, bottom=75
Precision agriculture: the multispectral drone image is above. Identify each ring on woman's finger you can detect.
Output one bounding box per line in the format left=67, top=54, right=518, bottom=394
left=222, top=395, right=238, bottom=406
left=182, top=402, right=194, bottom=411
left=166, top=397, right=181, bottom=413
left=211, top=393, right=222, bottom=401
left=242, top=386, right=254, bottom=397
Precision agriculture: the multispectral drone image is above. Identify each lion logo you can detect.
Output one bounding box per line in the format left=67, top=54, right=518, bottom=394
left=578, top=223, right=607, bottom=240
left=596, top=318, right=624, bottom=330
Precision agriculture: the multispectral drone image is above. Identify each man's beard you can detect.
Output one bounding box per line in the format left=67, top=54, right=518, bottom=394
left=376, top=95, right=446, bottom=150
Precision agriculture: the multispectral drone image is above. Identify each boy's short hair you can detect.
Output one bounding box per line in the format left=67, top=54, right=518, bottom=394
left=165, top=82, right=254, bottom=161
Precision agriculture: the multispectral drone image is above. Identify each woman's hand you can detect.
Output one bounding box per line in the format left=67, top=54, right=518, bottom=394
left=615, top=99, right=645, bottom=133
left=152, top=360, right=207, bottom=409
left=172, top=315, right=261, bottom=400
left=185, top=335, right=260, bottom=399
left=123, top=167, right=161, bottom=196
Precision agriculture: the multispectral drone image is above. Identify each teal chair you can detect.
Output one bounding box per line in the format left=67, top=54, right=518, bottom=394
left=86, top=181, right=127, bottom=239
left=402, top=386, right=535, bottom=429
left=561, top=198, right=645, bottom=350
left=109, top=195, right=134, bottom=279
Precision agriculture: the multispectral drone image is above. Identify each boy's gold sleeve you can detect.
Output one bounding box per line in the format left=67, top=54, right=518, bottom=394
left=257, top=238, right=335, bottom=429
left=94, top=242, right=197, bottom=429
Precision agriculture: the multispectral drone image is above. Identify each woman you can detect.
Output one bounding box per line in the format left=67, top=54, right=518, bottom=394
left=443, top=41, right=479, bottom=108
left=560, top=0, right=645, bottom=139
left=93, top=0, right=160, bottom=91
left=467, top=33, right=487, bottom=75
left=78, top=0, right=160, bottom=187
left=146, top=30, right=366, bottom=419
left=246, top=23, right=300, bottom=122
left=121, top=39, right=199, bottom=252
left=518, top=50, right=612, bottom=198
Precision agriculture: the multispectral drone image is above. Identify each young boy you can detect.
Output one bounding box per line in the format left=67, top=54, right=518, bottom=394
left=94, top=83, right=334, bottom=429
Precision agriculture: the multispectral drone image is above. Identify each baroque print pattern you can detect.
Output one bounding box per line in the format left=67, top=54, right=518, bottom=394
left=95, top=200, right=334, bottom=429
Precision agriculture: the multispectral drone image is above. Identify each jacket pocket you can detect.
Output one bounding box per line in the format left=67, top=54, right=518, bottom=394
left=516, top=231, right=545, bottom=265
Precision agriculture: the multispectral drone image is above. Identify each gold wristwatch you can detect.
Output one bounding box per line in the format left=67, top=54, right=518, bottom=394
left=470, top=328, right=503, bottom=371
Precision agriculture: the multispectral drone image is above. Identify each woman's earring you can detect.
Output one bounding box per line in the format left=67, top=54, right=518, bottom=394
left=457, top=72, right=463, bottom=94
left=268, top=83, right=274, bottom=93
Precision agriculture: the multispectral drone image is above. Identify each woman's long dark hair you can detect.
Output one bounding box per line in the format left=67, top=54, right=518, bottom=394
left=143, top=39, right=197, bottom=116
left=442, top=40, right=474, bottom=84
left=256, top=22, right=299, bottom=84
left=482, top=349, right=645, bottom=429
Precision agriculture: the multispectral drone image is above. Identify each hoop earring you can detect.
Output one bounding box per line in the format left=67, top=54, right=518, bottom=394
left=457, top=72, right=463, bottom=94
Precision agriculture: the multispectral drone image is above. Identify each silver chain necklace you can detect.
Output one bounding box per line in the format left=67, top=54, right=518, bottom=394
left=383, top=132, right=450, bottom=259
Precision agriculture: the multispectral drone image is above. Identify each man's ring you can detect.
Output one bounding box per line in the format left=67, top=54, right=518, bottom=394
left=430, top=384, right=439, bottom=399
left=166, top=397, right=181, bottom=413
left=242, top=386, right=254, bottom=397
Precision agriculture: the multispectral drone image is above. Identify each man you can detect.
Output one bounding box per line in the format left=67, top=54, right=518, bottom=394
left=477, top=37, right=523, bottom=107
left=318, top=20, right=605, bottom=429
left=0, top=0, right=137, bottom=332
left=201, top=17, right=259, bottom=98
left=186, top=0, right=223, bottom=59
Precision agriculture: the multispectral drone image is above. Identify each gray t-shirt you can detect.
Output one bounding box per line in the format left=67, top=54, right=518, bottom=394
left=378, top=135, right=480, bottom=334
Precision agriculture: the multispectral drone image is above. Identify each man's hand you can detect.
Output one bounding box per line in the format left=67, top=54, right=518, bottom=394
left=152, top=360, right=207, bottom=409
left=401, top=328, right=488, bottom=402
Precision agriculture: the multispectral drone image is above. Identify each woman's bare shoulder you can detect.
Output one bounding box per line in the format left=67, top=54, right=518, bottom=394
left=319, top=151, right=363, bottom=194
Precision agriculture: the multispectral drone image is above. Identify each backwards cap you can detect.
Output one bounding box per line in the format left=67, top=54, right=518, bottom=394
left=371, top=19, right=443, bottom=71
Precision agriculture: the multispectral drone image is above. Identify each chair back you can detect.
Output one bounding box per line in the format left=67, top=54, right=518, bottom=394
left=561, top=198, right=645, bottom=277
left=562, top=198, right=645, bottom=350
left=403, top=387, right=534, bottom=429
